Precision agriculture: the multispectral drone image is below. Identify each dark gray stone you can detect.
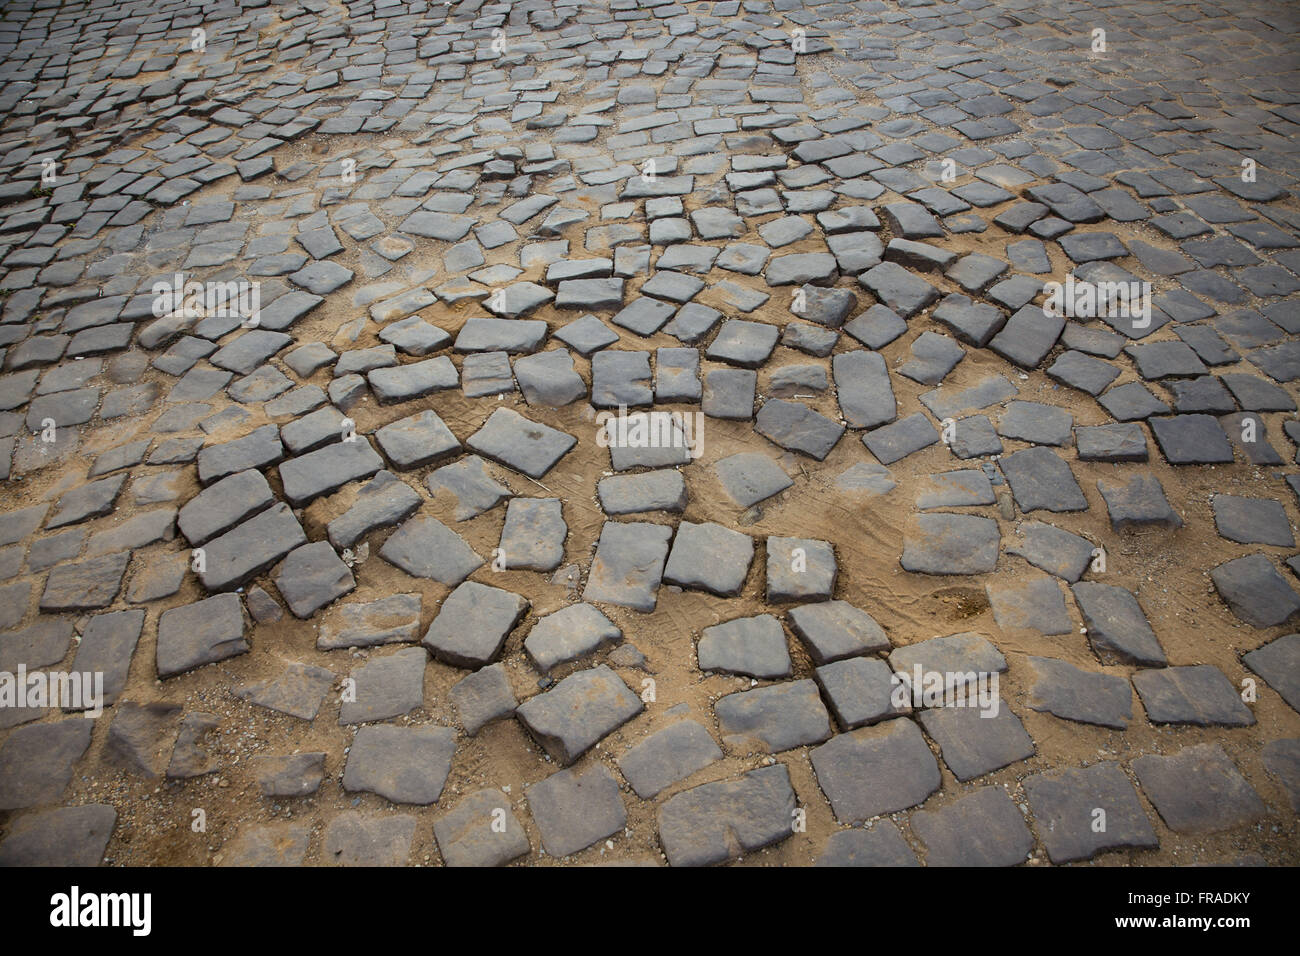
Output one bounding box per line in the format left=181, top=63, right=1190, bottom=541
left=1071, top=582, right=1167, bottom=666
left=253, top=752, right=325, bottom=797
left=810, top=718, right=941, bottom=824
left=339, top=647, right=426, bottom=725
left=1096, top=473, right=1181, bottom=531
left=425, top=456, right=510, bottom=521
left=1243, top=633, right=1300, bottom=713
left=815, top=823, right=918, bottom=867
left=1133, top=665, right=1255, bottom=727
left=755, top=399, right=843, bottom=460
left=912, top=787, right=1034, bottom=867
left=1133, top=744, right=1266, bottom=834
left=234, top=661, right=336, bottom=720
left=423, top=581, right=528, bottom=669
left=617, top=720, right=722, bottom=799
left=434, top=789, right=530, bottom=867
left=901, top=514, right=999, bottom=575
left=380, top=515, right=482, bottom=585
left=1023, top=762, right=1158, bottom=863
left=449, top=663, right=518, bottom=735
left=515, top=665, right=643, bottom=766
left=40, top=551, right=129, bottom=612
left=0, top=719, right=95, bottom=809
left=343, top=725, right=457, bottom=804
left=663, top=521, right=754, bottom=597
left=698, top=614, right=791, bottom=679
left=715, top=679, right=832, bottom=753
left=0, top=804, right=116, bottom=866
left=999, top=446, right=1087, bottom=513
left=583, top=520, right=673, bottom=612
left=198, top=501, right=308, bottom=592
left=525, top=603, right=621, bottom=673
left=1150, top=414, right=1235, bottom=464
left=275, top=542, right=355, bottom=618
left=714, top=453, right=792, bottom=508
left=279, top=438, right=384, bottom=506
left=787, top=600, right=891, bottom=665
left=466, top=408, right=576, bottom=479
left=766, top=536, right=836, bottom=602
left=526, top=763, right=626, bottom=858
left=156, top=592, right=248, bottom=678
left=1210, top=553, right=1300, bottom=628
left=1025, top=656, right=1132, bottom=729
left=656, top=764, right=795, bottom=867
left=1212, top=494, right=1294, bottom=546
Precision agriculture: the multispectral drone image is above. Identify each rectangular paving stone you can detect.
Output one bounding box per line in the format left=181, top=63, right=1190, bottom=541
left=1023, top=762, right=1158, bottom=863
left=810, top=718, right=941, bottom=824
left=656, top=764, right=796, bottom=867
left=1133, top=744, right=1266, bottom=834
left=466, top=407, right=576, bottom=479
left=278, top=438, right=385, bottom=506
left=515, top=665, right=643, bottom=766
left=617, top=720, right=723, bottom=799
left=583, top=520, right=673, bottom=613
left=156, top=592, right=248, bottom=678
left=916, top=705, right=1036, bottom=782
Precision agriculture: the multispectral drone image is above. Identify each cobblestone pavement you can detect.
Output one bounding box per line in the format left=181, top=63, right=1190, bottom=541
left=0, top=0, right=1297, bottom=867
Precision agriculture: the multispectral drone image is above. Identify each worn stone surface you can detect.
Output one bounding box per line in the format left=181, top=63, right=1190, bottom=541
left=498, top=497, right=566, bottom=571
left=197, top=501, right=308, bottom=593
left=1133, top=666, right=1255, bottom=727
left=338, top=647, right=426, bottom=725
left=380, top=515, right=482, bottom=585
left=901, top=514, right=999, bottom=575
left=322, top=812, right=416, bottom=866
left=515, top=665, right=643, bottom=765
left=810, top=719, right=941, bottom=824
left=275, top=542, right=355, bottom=619
left=815, top=823, right=919, bottom=867
left=1243, top=634, right=1300, bottom=713
left=663, top=521, right=754, bottom=597
left=0, top=804, right=116, bottom=866
left=434, top=789, right=530, bottom=867
left=0, top=719, right=94, bottom=809
left=466, top=408, right=575, bottom=479
left=1133, top=744, right=1267, bottom=834
left=1072, top=582, right=1167, bottom=666
left=423, top=581, right=528, bottom=670
left=342, top=725, right=457, bottom=805
left=449, top=663, right=518, bottom=735
left=698, top=614, right=792, bottom=680
left=235, top=661, right=335, bottom=720
left=583, top=521, right=672, bottom=612
left=0, top=0, right=1295, bottom=870
left=1025, top=656, right=1132, bottom=729
left=618, top=720, right=722, bottom=800
left=656, top=764, right=796, bottom=867
left=157, top=592, right=248, bottom=678
left=1024, top=763, right=1159, bottom=863
left=526, top=763, right=626, bottom=858
left=1210, top=553, right=1300, bottom=628
left=912, top=787, right=1034, bottom=867
left=787, top=600, right=891, bottom=665
left=525, top=603, right=621, bottom=674
left=916, top=706, right=1036, bottom=782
